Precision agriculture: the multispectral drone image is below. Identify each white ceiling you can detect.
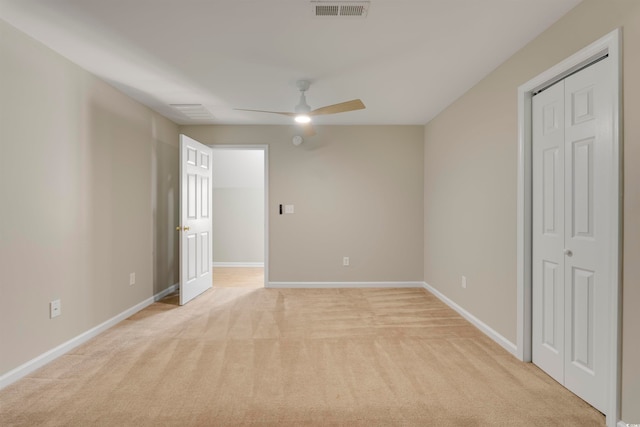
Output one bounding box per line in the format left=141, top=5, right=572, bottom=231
left=0, top=0, right=581, bottom=126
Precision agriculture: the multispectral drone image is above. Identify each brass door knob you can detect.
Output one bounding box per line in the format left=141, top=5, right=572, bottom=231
left=176, top=226, right=191, bottom=231
left=184, top=226, right=190, bottom=231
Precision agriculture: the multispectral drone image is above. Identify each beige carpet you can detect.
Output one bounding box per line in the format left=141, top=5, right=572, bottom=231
left=213, top=267, right=264, bottom=288
left=0, top=287, right=604, bottom=426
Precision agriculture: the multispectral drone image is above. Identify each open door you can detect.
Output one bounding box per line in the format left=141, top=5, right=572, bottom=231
left=178, top=134, right=213, bottom=305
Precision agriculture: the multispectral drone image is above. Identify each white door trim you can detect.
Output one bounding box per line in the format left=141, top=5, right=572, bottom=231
left=516, top=28, right=621, bottom=427
left=210, top=144, right=269, bottom=286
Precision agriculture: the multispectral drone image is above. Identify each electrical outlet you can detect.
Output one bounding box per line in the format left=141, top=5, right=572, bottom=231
left=462, top=275, right=467, bottom=289
left=129, top=272, right=136, bottom=286
left=50, top=299, right=61, bottom=318
left=343, top=257, right=350, bottom=266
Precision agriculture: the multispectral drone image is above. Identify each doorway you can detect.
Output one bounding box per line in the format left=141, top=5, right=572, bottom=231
left=210, top=145, right=268, bottom=288
left=516, top=29, right=621, bottom=426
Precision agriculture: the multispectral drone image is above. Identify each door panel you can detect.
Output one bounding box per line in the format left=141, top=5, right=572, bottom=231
left=571, top=138, right=594, bottom=238
left=179, top=135, right=213, bottom=305
left=200, top=231, right=210, bottom=275
left=563, top=58, right=611, bottom=412
left=187, top=234, right=197, bottom=280
left=541, top=260, right=560, bottom=351
left=188, top=174, right=197, bottom=218
left=532, top=81, right=565, bottom=384
left=201, top=177, right=209, bottom=217
left=542, top=147, right=559, bottom=235
left=570, top=267, right=594, bottom=373
left=570, top=86, right=595, bottom=125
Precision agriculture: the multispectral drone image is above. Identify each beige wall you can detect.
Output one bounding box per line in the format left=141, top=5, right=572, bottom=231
left=181, top=125, right=424, bottom=283
left=212, top=149, right=265, bottom=264
left=0, top=20, right=179, bottom=375
left=213, top=188, right=264, bottom=263
left=423, top=0, right=640, bottom=422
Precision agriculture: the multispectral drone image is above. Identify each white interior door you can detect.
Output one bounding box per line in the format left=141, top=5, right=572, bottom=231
left=179, top=134, right=213, bottom=305
left=532, top=57, right=613, bottom=413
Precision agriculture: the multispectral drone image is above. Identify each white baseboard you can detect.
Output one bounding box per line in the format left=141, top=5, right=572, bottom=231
left=0, top=283, right=179, bottom=390
left=154, top=283, right=180, bottom=300
left=618, top=421, right=637, bottom=427
left=422, top=282, right=518, bottom=357
left=213, top=262, right=264, bottom=268
left=267, top=281, right=425, bottom=289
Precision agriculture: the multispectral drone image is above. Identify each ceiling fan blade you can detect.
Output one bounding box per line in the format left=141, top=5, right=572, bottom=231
left=300, top=122, right=316, bottom=137
left=309, top=99, right=365, bottom=116
left=235, top=108, right=296, bottom=117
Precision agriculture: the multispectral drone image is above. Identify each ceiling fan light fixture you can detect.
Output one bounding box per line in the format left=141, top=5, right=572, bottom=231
left=295, top=114, right=311, bottom=124
left=234, top=79, right=364, bottom=129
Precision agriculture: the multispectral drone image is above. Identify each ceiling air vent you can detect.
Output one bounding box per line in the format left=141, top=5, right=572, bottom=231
left=169, top=104, right=213, bottom=120
left=312, top=1, right=370, bottom=18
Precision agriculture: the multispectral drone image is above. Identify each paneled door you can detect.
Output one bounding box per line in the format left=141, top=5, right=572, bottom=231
left=532, top=57, right=613, bottom=413
left=179, top=135, right=213, bottom=305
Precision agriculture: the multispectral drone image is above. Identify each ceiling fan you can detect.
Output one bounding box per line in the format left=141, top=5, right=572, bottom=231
left=235, top=80, right=365, bottom=136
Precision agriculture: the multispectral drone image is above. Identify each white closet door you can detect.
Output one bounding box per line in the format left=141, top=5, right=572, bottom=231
left=532, top=57, right=612, bottom=413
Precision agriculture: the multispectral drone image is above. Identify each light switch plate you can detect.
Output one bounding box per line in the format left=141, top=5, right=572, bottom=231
left=285, top=204, right=295, bottom=214
left=50, top=299, right=61, bottom=318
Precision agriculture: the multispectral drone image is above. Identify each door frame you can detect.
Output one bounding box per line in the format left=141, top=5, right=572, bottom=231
left=516, top=28, right=621, bottom=426
left=210, top=144, right=269, bottom=286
